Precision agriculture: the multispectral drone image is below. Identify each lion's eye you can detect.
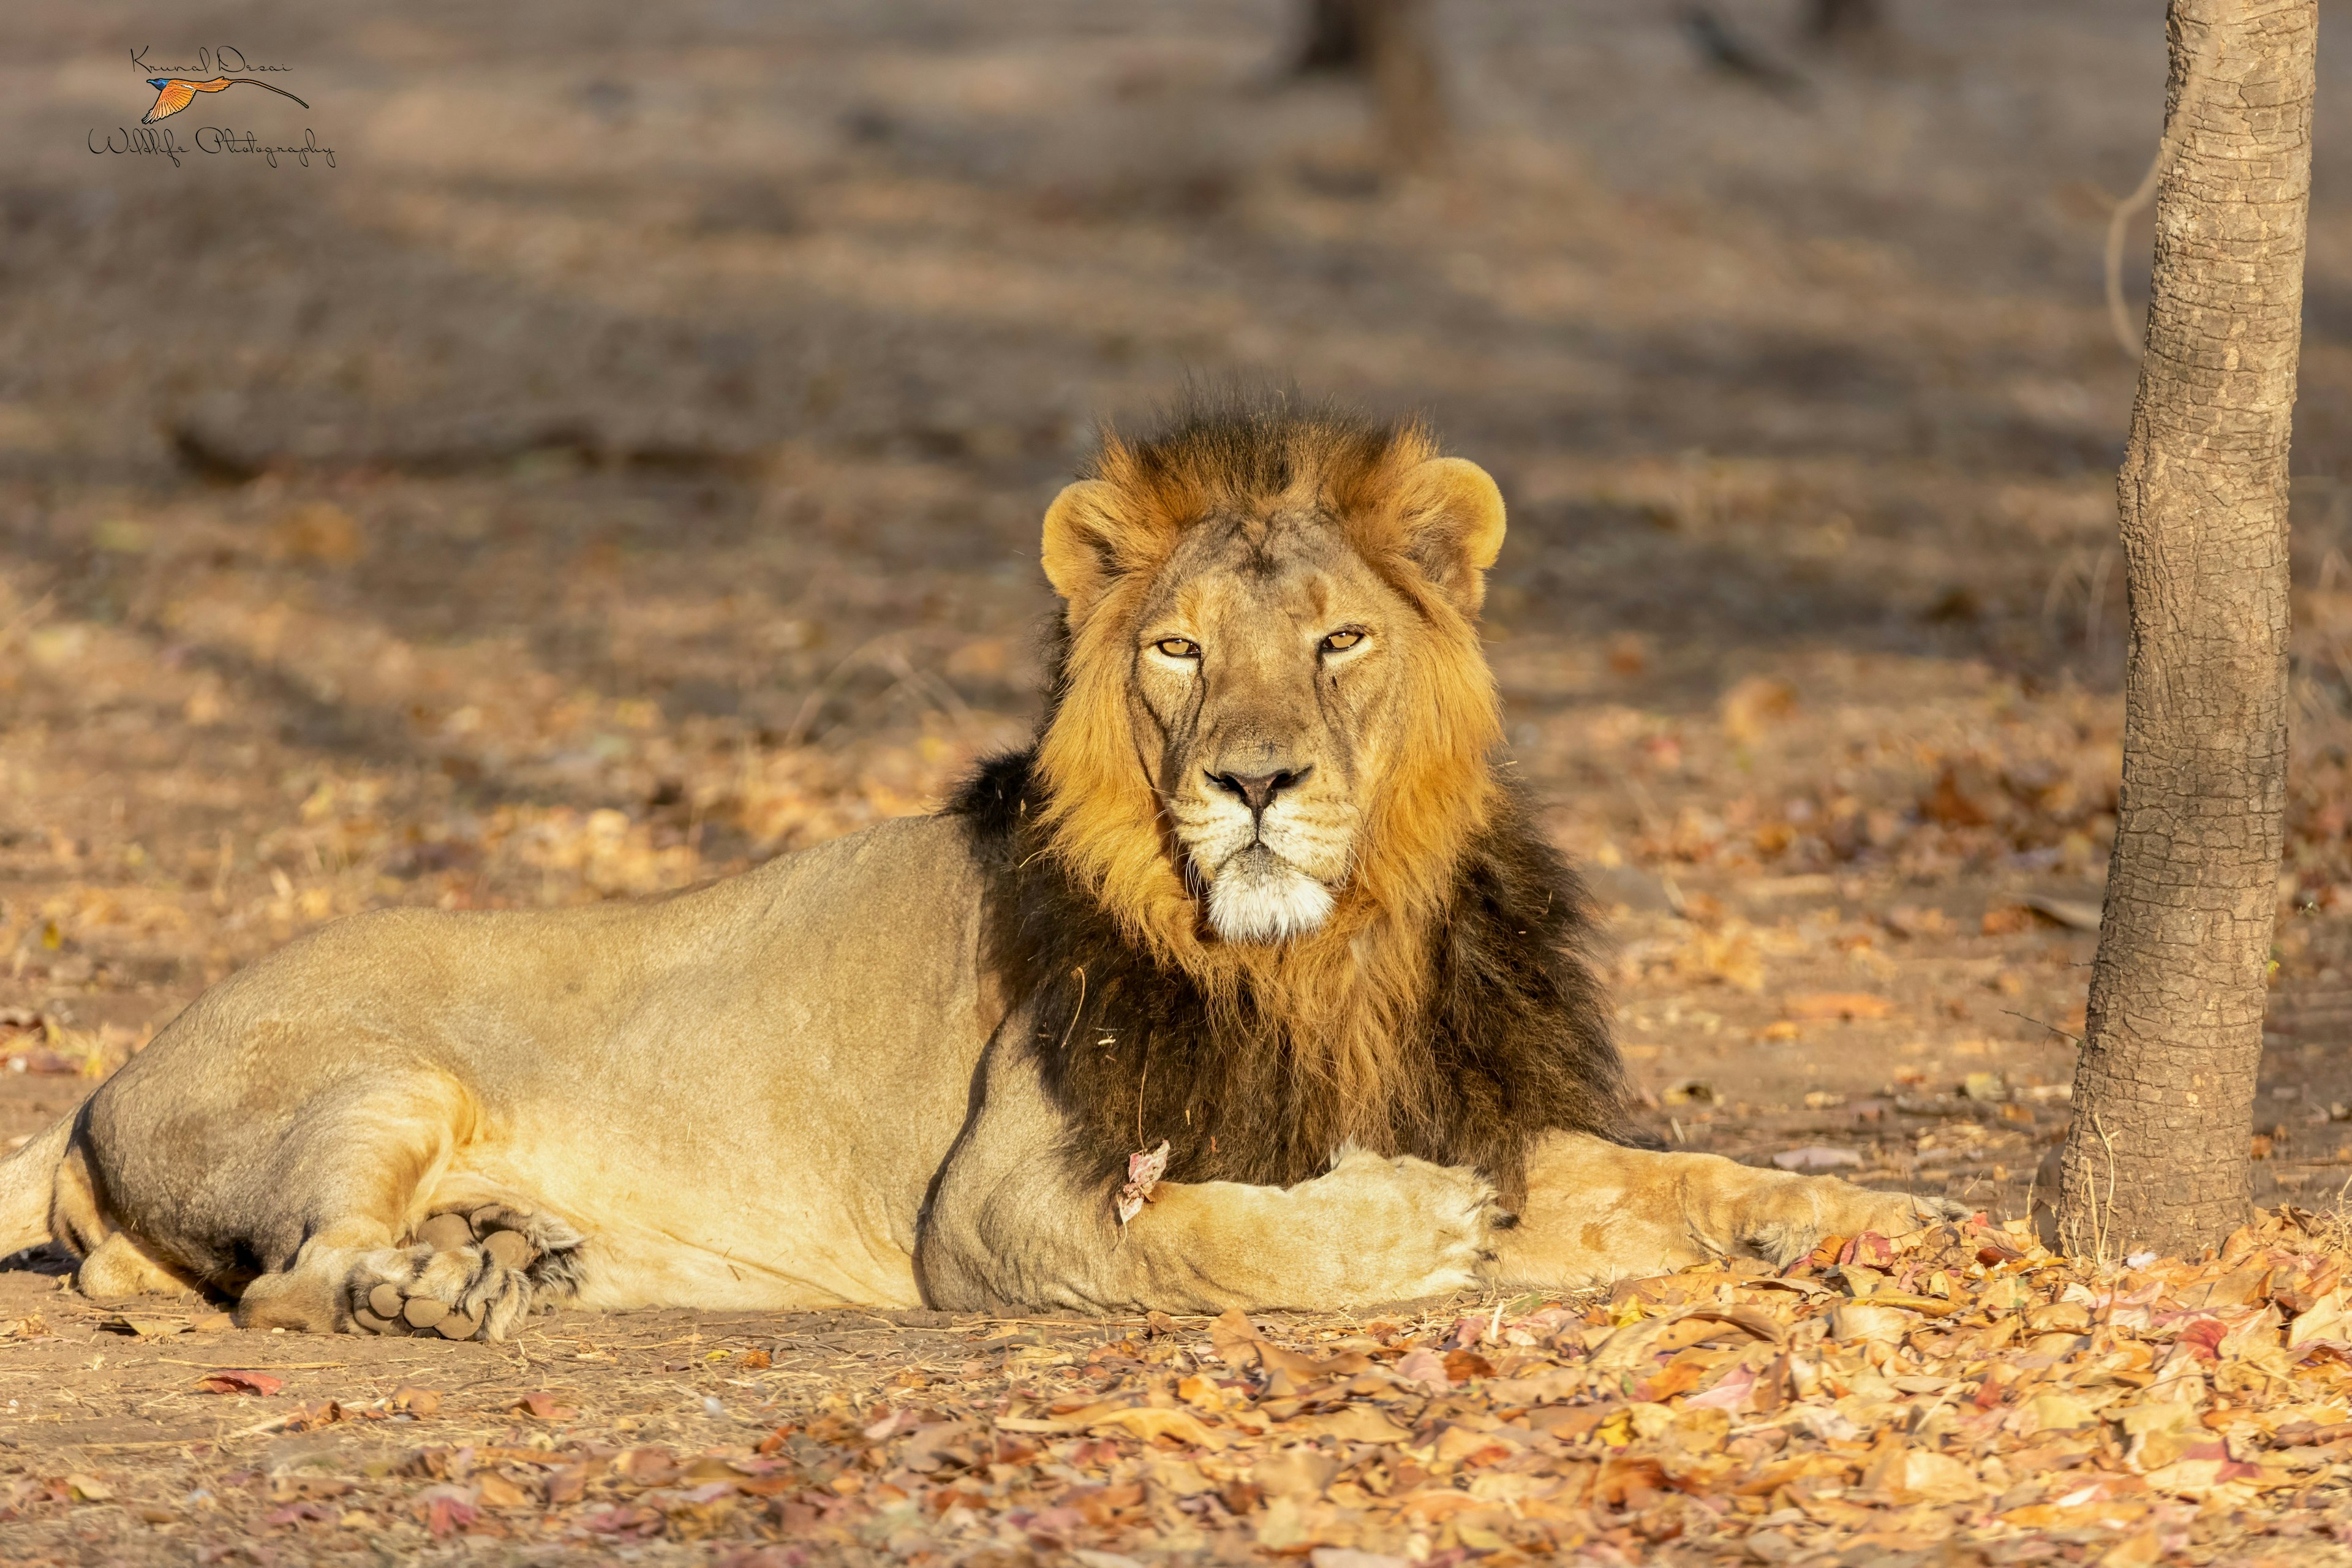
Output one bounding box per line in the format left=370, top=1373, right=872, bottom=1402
left=1154, top=637, right=1202, bottom=660
left=1321, top=629, right=1365, bottom=654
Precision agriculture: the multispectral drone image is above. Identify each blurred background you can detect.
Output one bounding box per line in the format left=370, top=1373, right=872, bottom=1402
left=7, top=0, right=2352, bottom=1211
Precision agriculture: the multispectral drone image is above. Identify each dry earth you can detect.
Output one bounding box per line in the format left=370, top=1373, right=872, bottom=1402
left=7, top=0, right=2352, bottom=1562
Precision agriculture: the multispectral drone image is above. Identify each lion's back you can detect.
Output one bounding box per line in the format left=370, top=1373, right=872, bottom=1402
left=116, top=810, right=992, bottom=1080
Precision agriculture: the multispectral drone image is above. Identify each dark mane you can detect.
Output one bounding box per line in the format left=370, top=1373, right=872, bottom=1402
left=948, top=746, right=1649, bottom=1212
left=1084, top=385, right=1403, bottom=499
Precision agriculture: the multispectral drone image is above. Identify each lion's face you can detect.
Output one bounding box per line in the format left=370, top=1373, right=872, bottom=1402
left=1131, top=518, right=1409, bottom=941
left=1033, top=412, right=1509, bottom=954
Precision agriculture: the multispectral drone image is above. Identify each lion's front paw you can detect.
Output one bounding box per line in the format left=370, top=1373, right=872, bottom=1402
left=1835, top=1188, right=1972, bottom=1240
left=1299, top=1148, right=1499, bottom=1304
left=1747, top=1183, right=1970, bottom=1268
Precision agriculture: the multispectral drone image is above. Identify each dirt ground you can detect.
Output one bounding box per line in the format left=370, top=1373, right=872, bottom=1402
left=9, top=0, right=2352, bottom=1561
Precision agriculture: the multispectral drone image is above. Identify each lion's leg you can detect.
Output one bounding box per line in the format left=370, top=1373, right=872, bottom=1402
left=217, top=1075, right=456, bottom=1333
left=240, top=1204, right=582, bottom=1341
left=77, top=1231, right=202, bottom=1300
left=919, top=1035, right=1498, bottom=1313
left=218, top=1074, right=571, bottom=1340
left=1131, top=1150, right=1496, bottom=1309
left=1493, top=1130, right=1969, bottom=1291
left=55, top=1125, right=223, bottom=1302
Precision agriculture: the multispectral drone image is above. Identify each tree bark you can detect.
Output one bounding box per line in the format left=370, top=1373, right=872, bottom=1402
left=2057, top=0, right=2312, bottom=1263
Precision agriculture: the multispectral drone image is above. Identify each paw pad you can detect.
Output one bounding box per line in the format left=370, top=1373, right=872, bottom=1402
left=415, top=1212, right=474, bottom=1252
left=346, top=1207, right=551, bottom=1340
left=352, top=1281, right=488, bottom=1340
left=411, top=1206, right=543, bottom=1263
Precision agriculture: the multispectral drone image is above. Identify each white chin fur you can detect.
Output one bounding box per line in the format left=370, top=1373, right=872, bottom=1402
left=1206, top=851, right=1334, bottom=943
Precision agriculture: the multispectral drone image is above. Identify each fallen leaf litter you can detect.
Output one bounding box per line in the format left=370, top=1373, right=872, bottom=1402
left=11, top=1210, right=2352, bottom=1561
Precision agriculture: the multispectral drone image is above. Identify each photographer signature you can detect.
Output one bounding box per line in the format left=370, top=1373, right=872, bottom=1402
left=140, top=77, right=307, bottom=125
left=89, top=126, right=335, bottom=170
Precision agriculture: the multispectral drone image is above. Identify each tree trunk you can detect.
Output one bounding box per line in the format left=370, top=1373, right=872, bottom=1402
left=1289, top=0, right=1449, bottom=170
left=1294, top=0, right=1370, bottom=75
left=1806, top=0, right=1882, bottom=43
left=2056, top=0, right=2312, bottom=1263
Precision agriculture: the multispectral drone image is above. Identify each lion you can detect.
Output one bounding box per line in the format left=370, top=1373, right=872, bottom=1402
left=0, top=399, right=1960, bottom=1339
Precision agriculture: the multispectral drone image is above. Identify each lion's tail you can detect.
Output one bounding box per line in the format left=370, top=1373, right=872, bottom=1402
left=0, top=1110, right=75, bottom=1255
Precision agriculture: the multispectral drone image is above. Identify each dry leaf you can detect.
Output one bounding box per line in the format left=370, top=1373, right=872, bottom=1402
left=1684, top=1362, right=1757, bottom=1411
left=1719, top=676, right=1797, bottom=742
left=1392, top=1346, right=1451, bottom=1390
left=1209, top=1308, right=1259, bottom=1363
left=1827, top=1302, right=1916, bottom=1344
left=390, top=1387, right=442, bottom=1417
left=2290, top=1287, right=2350, bottom=1348
left=2022, top=1391, right=2102, bottom=1433
left=1000, top=1400, right=1226, bottom=1448
left=196, top=1370, right=284, bottom=1396
left=1783, top=991, right=1894, bottom=1021
left=1921, top=767, right=1994, bottom=827
left=1887, top=1449, right=1981, bottom=1505
left=1115, top=1139, right=1169, bottom=1225
left=2022, top=894, right=2103, bottom=932
left=1295, top=1405, right=1411, bottom=1443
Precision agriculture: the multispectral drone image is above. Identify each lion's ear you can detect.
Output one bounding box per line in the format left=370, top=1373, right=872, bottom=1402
left=1040, top=480, right=1135, bottom=620
left=1395, top=457, right=1507, bottom=615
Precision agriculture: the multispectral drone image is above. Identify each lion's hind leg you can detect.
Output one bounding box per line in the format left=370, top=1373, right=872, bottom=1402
left=77, top=1231, right=203, bottom=1301
left=221, top=1073, right=581, bottom=1340
left=51, top=1142, right=206, bottom=1302
left=345, top=1205, right=583, bottom=1341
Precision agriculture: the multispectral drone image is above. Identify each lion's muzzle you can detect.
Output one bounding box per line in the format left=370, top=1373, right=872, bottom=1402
left=1204, top=841, right=1336, bottom=943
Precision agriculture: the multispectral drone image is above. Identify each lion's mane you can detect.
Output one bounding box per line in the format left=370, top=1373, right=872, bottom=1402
left=952, top=399, right=1646, bottom=1211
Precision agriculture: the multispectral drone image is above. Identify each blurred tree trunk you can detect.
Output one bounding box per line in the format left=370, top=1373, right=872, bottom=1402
left=1806, top=0, right=1881, bottom=42
left=2057, top=0, right=2312, bottom=1262
left=1294, top=0, right=1370, bottom=74
left=1291, top=0, right=1448, bottom=170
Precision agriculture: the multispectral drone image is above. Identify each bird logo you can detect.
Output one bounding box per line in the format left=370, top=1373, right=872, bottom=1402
left=141, top=77, right=309, bottom=126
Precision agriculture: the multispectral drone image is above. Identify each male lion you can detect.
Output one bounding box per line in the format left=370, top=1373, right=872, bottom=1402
left=0, top=401, right=1959, bottom=1338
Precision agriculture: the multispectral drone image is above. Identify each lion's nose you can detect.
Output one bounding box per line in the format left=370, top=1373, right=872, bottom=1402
left=1208, top=766, right=1313, bottom=816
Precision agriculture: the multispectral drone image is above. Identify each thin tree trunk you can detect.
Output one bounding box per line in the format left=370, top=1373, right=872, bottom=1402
left=1294, top=0, right=1370, bottom=75
left=1288, top=0, right=1449, bottom=170
left=2057, top=0, right=2312, bottom=1263
left=1806, top=0, right=1882, bottom=42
